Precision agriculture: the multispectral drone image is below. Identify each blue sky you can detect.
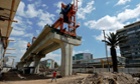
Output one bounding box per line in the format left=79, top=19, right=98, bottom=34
left=6, top=0, right=140, bottom=65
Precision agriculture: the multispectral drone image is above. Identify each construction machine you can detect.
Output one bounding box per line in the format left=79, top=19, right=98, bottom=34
left=52, top=0, right=80, bottom=37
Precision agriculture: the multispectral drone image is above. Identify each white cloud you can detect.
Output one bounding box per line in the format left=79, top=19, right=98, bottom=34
left=17, top=1, right=54, bottom=24
left=11, top=16, right=32, bottom=37
left=54, top=1, right=65, bottom=13
left=26, top=20, right=33, bottom=25
left=84, top=3, right=140, bottom=41
left=11, top=29, right=25, bottom=36
left=136, top=18, right=140, bottom=21
left=14, top=16, right=23, bottom=25
left=106, top=2, right=110, bottom=5
left=36, top=30, right=41, bottom=35
left=77, top=0, right=83, bottom=7
left=28, top=0, right=32, bottom=2
left=94, top=33, right=104, bottom=41
left=12, top=16, right=24, bottom=30
left=77, top=0, right=95, bottom=19
left=84, top=15, right=124, bottom=30
left=26, top=4, right=38, bottom=18
left=7, top=38, right=27, bottom=62
left=37, top=10, right=55, bottom=27
left=24, top=33, right=33, bottom=39
left=116, top=0, right=131, bottom=5
left=17, top=1, right=26, bottom=17
left=117, top=4, right=140, bottom=22
left=42, top=4, right=47, bottom=7
left=9, top=37, right=16, bottom=41
left=93, top=30, right=116, bottom=41
left=34, top=0, right=41, bottom=6
left=122, top=5, right=130, bottom=10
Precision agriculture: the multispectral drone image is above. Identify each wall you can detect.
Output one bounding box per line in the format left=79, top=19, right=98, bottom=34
left=73, top=68, right=140, bottom=74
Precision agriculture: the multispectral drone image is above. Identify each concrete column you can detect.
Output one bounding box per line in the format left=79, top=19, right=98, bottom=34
left=25, top=61, right=31, bottom=67
left=33, top=56, right=41, bottom=74
left=17, top=62, right=25, bottom=72
left=61, top=43, right=73, bottom=76
left=51, top=60, right=55, bottom=69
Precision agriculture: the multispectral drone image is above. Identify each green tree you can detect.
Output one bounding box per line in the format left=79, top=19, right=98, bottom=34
left=54, top=62, right=59, bottom=68
left=104, top=32, right=121, bottom=72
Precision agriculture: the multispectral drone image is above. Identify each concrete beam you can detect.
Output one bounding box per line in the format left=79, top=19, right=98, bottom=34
left=31, top=33, right=54, bottom=53
left=53, top=32, right=81, bottom=46
left=40, top=42, right=60, bottom=54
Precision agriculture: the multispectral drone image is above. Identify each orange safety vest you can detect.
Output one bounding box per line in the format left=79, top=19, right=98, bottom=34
left=27, top=42, right=31, bottom=47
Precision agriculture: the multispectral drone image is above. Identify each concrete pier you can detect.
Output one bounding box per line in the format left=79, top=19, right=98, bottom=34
left=61, top=43, right=73, bottom=76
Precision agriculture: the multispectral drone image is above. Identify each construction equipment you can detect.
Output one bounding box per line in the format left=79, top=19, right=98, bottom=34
left=52, top=0, right=80, bottom=37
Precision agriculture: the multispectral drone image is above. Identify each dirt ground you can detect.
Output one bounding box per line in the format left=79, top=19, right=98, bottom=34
left=0, top=73, right=89, bottom=84
left=0, top=72, right=140, bottom=84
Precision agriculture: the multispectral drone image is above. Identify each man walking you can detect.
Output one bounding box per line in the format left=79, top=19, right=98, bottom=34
left=51, top=70, right=57, bottom=82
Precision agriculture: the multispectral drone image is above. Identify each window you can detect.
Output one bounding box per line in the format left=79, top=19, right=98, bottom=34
left=75, top=54, right=83, bottom=60
left=136, top=29, right=140, bottom=32
left=127, top=30, right=135, bottom=34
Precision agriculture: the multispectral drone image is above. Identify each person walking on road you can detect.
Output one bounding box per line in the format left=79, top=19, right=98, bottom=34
left=51, top=70, right=57, bottom=82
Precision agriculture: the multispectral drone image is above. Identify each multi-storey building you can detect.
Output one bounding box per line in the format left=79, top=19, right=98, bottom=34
left=117, top=21, right=140, bottom=67
left=73, top=53, right=93, bottom=64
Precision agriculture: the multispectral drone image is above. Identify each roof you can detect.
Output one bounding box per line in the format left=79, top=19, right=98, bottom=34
left=124, top=21, right=140, bottom=28
left=117, top=21, right=140, bottom=32
left=0, top=0, right=20, bottom=37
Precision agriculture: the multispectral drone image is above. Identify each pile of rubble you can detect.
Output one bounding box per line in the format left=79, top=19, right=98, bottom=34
left=60, top=72, right=139, bottom=84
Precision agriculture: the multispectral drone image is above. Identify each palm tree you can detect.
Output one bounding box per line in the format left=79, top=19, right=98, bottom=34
left=104, top=32, right=120, bottom=72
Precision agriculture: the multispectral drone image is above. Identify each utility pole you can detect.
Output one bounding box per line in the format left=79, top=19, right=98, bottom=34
left=11, top=58, right=15, bottom=69
left=103, top=30, right=110, bottom=72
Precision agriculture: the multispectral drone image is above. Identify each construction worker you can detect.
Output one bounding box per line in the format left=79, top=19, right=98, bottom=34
left=32, top=36, right=36, bottom=44
left=27, top=42, right=31, bottom=50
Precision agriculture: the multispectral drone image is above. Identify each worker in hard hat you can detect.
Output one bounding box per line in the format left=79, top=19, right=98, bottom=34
left=32, top=37, right=36, bottom=44
left=27, top=42, right=31, bottom=50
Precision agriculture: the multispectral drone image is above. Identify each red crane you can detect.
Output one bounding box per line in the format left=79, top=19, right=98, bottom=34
left=52, top=0, right=80, bottom=37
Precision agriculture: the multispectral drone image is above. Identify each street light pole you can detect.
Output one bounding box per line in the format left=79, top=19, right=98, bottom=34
left=103, top=30, right=110, bottom=72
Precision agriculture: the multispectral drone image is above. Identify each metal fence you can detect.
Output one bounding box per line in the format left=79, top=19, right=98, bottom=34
left=73, top=68, right=140, bottom=74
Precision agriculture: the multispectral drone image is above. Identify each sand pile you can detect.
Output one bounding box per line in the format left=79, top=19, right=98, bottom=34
left=59, top=72, right=139, bottom=84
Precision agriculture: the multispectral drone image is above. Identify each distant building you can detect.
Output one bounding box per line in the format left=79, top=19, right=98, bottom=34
left=73, top=53, right=93, bottom=64
left=117, top=21, right=140, bottom=67
left=39, top=59, right=55, bottom=69
left=72, top=53, right=126, bottom=68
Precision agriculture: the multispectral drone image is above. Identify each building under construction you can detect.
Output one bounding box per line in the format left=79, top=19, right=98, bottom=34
left=0, top=0, right=20, bottom=70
